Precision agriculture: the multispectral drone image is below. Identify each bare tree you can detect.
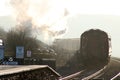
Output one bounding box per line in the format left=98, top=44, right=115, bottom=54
left=5, top=26, right=39, bottom=57
left=0, top=27, right=6, bottom=40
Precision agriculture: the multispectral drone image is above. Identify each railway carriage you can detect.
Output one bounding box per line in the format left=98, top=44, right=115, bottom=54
left=80, top=29, right=110, bottom=65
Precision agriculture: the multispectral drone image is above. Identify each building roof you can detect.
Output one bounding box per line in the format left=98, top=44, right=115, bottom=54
left=0, top=65, right=61, bottom=77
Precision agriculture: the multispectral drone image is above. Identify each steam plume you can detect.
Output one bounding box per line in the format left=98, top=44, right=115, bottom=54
left=9, top=0, right=68, bottom=44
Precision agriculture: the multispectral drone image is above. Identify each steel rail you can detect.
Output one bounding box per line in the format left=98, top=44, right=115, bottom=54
left=81, top=66, right=107, bottom=80
left=59, top=70, right=85, bottom=80
left=60, top=58, right=120, bottom=80
left=111, top=72, right=120, bottom=80
left=110, top=58, right=120, bottom=80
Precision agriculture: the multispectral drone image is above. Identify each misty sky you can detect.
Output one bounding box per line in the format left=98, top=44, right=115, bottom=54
left=0, top=0, right=120, bottom=58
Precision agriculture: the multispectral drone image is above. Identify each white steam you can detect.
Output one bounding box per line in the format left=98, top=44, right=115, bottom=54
left=9, top=0, right=69, bottom=45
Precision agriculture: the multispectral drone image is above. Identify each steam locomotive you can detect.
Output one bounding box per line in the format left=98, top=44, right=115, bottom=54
left=80, top=29, right=111, bottom=65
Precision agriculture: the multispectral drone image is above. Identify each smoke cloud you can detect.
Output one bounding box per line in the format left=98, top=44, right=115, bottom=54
left=9, top=0, right=69, bottom=45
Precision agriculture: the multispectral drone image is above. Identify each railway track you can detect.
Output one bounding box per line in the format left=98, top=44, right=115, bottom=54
left=59, top=58, right=120, bottom=80
left=111, top=72, right=120, bottom=80
left=59, top=70, right=85, bottom=80
left=81, top=66, right=107, bottom=80
left=60, top=66, right=107, bottom=80
left=59, top=66, right=107, bottom=80
left=110, top=59, right=120, bottom=80
left=84, top=58, right=120, bottom=80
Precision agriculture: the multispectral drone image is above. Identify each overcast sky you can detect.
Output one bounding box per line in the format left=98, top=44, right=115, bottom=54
left=0, top=0, right=120, bottom=58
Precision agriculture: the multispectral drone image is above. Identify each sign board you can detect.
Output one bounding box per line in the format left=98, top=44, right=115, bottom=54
left=16, top=46, right=24, bottom=58
left=27, top=50, right=32, bottom=57
left=0, top=46, right=4, bottom=59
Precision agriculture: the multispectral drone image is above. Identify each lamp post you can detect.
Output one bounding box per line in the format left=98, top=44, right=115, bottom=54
left=0, top=39, right=3, bottom=46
